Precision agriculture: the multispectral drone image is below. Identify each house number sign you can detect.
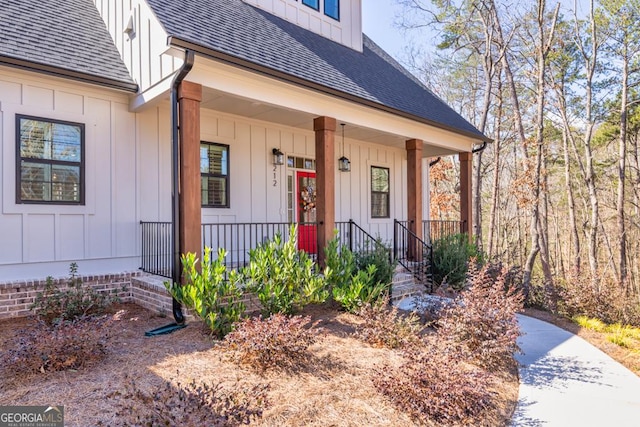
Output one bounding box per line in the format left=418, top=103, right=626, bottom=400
left=273, top=165, right=278, bottom=187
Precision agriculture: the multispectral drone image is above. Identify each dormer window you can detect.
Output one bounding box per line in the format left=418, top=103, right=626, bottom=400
left=301, top=0, right=340, bottom=21
left=324, top=0, right=339, bottom=20
left=302, top=0, right=319, bottom=10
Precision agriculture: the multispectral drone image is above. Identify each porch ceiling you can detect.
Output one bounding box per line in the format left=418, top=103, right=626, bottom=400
left=199, top=87, right=461, bottom=158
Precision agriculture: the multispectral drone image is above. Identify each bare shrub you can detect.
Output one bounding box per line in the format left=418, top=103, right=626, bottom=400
left=222, top=314, right=320, bottom=371
left=355, top=298, right=424, bottom=349
left=0, top=316, right=112, bottom=375
left=437, top=263, right=523, bottom=370
left=556, top=273, right=640, bottom=326
left=373, top=344, right=491, bottom=425
left=107, top=374, right=269, bottom=427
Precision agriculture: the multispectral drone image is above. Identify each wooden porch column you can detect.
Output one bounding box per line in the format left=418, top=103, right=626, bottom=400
left=406, top=139, right=423, bottom=260
left=459, top=151, right=473, bottom=237
left=314, top=116, right=336, bottom=267
left=178, top=81, right=202, bottom=262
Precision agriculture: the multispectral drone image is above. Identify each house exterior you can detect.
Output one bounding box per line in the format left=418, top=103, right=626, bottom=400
left=0, top=0, right=488, bottom=318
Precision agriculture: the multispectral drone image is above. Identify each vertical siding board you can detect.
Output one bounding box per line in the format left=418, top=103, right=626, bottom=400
left=249, top=125, right=267, bottom=222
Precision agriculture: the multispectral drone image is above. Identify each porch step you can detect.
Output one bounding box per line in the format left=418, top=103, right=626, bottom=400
left=391, top=267, right=424, bottom=301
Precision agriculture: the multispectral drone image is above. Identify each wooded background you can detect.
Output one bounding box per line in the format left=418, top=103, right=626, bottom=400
left=397, top=0, right=640, bottom=298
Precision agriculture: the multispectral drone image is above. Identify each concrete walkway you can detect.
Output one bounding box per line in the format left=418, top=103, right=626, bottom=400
left=512, top=315, right=640, bottom=426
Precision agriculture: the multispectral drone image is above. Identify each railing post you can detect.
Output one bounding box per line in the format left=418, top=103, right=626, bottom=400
left=348, top=219, right=354, bottom=252
left=393, top=220, right=398, bottom=263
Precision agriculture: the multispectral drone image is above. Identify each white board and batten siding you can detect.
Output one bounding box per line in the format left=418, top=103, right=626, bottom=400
left=0, top=68, right=144, bottom=281
left=92, top=0, right=182, bottom=92
left=198, top=108, right=407, bottom=245
left=243, top=0, right=363, bottom=52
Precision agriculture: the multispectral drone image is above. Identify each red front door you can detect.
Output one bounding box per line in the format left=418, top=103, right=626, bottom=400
left=297, top=171, right=317, bottom=254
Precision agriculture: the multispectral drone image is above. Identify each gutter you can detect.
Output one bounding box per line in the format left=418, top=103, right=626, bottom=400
left=170, top=50, right=196, bottom=325
left=0, top=57, right=138, bottom=92
left=167, top=37, right=493, bottom=144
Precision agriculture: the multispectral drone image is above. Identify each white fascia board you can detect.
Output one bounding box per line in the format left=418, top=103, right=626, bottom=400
left=129, top=74, right=173, bottom=111
left=187, top=56, right=478, bottom=153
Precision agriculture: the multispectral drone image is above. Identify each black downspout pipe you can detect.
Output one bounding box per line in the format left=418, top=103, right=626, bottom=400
left=472, top=141, right=488, bottom=154
left=170, top=50, right=195, bottom=325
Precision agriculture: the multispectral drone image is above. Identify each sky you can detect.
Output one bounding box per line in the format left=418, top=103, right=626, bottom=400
left=360, top=0, right=591, bottom=64
left=361, top=0, right=408, bottom=60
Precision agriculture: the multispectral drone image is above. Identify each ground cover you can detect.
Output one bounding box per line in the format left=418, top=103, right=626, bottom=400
left=0, top=302, right=518, bottom=426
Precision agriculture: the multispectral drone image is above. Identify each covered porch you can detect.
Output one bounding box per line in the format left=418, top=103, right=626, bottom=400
left=134, top=53, right=478, bottom=287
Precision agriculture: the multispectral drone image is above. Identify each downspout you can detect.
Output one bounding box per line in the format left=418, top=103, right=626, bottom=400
left=472, top=141, right=488, bottom=154
left=171, top=50, right=195, bottom=325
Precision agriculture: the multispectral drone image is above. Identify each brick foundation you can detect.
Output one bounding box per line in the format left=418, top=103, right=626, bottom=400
left=0, top=272, right=141, bottom=320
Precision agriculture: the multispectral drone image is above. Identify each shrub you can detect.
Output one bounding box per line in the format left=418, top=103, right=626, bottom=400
left=108, top=374, right=269, bottom=427
left=244, top=226, right=328, bottom=315
left=354, top=239, right=395, bottom=289
left=223, top=314, right=320, bottom=372
left=323, top=236, right=356, bottom=293
left=166, top=248, right=245, bottom=338
left=437, top=263, right=523, bottom=370
left=431, top=233, right=483, bottom=290
left=325, top=237, right=390, bottom=312
left=373, top=344, right=491, bottom=425
left=355, top=297, right=424, bottom=349
left=555, top=274, right=640, bottom=326
left=30, top=263, right=119, bottom=324
left=0, top=316, right=112, bottom=375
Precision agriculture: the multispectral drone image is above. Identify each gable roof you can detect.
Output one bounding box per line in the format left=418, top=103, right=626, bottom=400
left=145, top=0, right=487, bottom=141
left=0, top=0, right=137, bottom=91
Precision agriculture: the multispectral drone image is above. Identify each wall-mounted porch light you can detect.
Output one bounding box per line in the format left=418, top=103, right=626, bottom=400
left=338, top=123, right=350, bottom=172
left=272, top=148, right=285, bottom=166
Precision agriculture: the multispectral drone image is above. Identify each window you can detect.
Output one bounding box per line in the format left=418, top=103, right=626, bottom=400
left=371, top=166, right=389, bottom=218
left=324, top=0, right=339, bottom=20
left=16, top=115, right=84, bottom=204
left=302, top=0, right=319, bottom=10
left=200, top=142, right=229, bottom=208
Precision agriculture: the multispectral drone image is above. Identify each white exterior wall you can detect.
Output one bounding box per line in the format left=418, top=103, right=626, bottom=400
left=92, top=0, right=182, bottom=92
left=198, top=108, right=406, bottom=243
left=243, top=0, right=363, bottom=52
left=0, top=67, right=410, bottom=282
left=0, top=67, right=145, bottom=280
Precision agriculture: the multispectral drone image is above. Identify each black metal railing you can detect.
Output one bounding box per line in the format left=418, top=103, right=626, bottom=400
left=394, top=220, right=434, bottom=292
left=142, top=219, right=411, bottom=283
left=140, top=221, right=173, bottom=278
left=423, top=220, right=464, bottom=243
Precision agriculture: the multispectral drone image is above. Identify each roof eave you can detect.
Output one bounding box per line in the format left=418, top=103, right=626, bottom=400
left=0, top=56, right=139, bottom=93
left=168, top=37, right=491, bottom=144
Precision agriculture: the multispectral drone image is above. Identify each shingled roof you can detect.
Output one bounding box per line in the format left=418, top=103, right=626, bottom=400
left=0, top=0, right=136, bottom=91
left=145, top=0, right=487, bottom=141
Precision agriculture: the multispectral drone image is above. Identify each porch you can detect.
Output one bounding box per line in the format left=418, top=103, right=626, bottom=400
left=140, top=219, right=464, bottom=292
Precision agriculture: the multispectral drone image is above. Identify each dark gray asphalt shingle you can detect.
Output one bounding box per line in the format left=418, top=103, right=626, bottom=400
left=0, top=0, right=135, bottom=88
left=145, top=0, right=486, bottom=140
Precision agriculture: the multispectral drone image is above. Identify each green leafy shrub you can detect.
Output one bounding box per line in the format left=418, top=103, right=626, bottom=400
left=244, top=226, right=328, bottom=315
left=332, top=265, right=388, bottom=313
left=0, top=316, right=112, bottom=375
left=108, top=374, right=269, bottom=427
left=323, top=236, right=355, bottom=293
left=354, top=239, right=395, bottom=289
left=166, top=248, right=245, bottom=338
left=373, top=344, right=492, bottom=425
left=223, top=314, right=320, bottom=372
left=437, top=263, right=523, bottom=370
left=355, top=297, right=424, bottom=349
left=431, top=233, right=483, bottom=290
left=30, top=262, right=120, bottom=324
left=325, top=237, right=390, bottom=312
